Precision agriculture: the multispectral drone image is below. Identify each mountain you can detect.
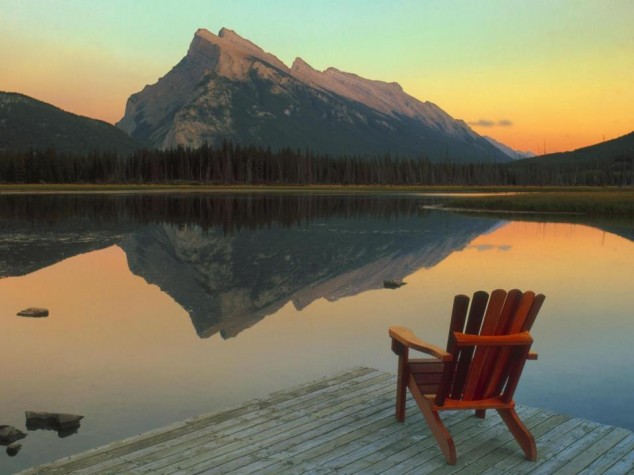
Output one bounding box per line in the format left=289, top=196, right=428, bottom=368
left=116, top=28, right=510, bottom=163
left=484, top=135, right=535, bottom=159
left=0, top=91, right=142, bottom=155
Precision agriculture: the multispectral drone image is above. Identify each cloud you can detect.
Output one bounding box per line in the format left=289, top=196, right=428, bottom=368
left=469, top=119, right=495, bottom=127
left=469, top=244, right=513, bottom=252
left=469, top=119, right=514, bottom=127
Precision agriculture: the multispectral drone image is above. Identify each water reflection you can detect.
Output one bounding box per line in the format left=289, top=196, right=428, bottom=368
left=0, top=194, right=501, bottom=339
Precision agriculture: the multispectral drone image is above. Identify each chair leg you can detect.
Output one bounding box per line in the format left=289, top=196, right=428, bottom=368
left=475, top=409, right=486, bottom=419
left=395, top=355, right=408, bottom=422
left=497, top=408, right=537, bottom=461
left=418, top=401, right=457, bottom=464
left=407, top=376, right=456, bottom=464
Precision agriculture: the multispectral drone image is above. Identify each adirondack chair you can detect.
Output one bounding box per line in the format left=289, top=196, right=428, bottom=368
left=389, top=289, right=545, bottom=465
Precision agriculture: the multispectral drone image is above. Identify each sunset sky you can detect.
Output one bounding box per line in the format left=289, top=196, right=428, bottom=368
left=1, top=0, right=632, bottom=154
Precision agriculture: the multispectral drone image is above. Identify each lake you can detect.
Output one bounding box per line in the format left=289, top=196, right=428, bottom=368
left=0, top=192, right=633, bottom=473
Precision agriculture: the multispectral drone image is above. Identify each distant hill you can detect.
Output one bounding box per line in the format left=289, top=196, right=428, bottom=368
left=515, top=132, right=634, bottom=166
left=0, top=91, right=142, bottom=155
left=117, top=28, right=509, bottom=163
left=508, top=131, right=633, bottom=184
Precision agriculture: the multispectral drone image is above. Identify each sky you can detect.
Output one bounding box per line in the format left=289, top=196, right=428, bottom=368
left=1, top=0, right=632, bottom=154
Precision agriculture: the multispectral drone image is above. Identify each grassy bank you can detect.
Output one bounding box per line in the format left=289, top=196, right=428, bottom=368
left=445, top=190, right=634, bottom=217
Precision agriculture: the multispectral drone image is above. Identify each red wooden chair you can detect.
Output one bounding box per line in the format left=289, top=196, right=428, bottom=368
left=389, top=289, right=545, bottom=464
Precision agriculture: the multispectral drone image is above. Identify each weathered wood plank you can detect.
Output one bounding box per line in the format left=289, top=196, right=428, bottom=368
left=84, top=371, right=394, bottom=474
left=17, top=367, right=634, bottom=475
left=255, top=399, right=423, bottom=475
left=600, top=433, right=634, bottom=474
left=48, top=368, right=384, bottom=475
left=529, top=423, right=615, bottom=474
left=398, top=407, right=534, bottom=475
left=277, top=407, right=469, bottom=475
left=551, top=427, right=631, bottom=475
left=577, top=432, right=634, bottom=474
left=174, top=389, right=397, bottom=474
left=18, top=366, right=376, bottom=475
left=134, top=381, right=396, bottom=474
left=348, top=408, right=532, bottom=475
left=446, top=410, right=567, bottom=475
left=481, top=417, right=600, bottom=475
left=422, top=406, right=549, bottom=475
left=362, top=408, right=528, bottom=475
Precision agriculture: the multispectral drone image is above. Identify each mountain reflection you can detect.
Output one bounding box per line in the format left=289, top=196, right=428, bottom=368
left=0, top=193, right=501, bottom=338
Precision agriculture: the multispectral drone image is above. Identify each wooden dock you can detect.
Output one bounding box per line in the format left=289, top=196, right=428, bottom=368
left=19, top=367, right=634, bottom=474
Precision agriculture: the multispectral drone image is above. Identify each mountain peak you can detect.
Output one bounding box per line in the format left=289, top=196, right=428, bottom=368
left=194, top=28, right=213, bottom=38
left=117, top=27, right=509, bottom=162
left=291, top=57, right=314, bottom=72
left=217, top=27, right=260, bottom=52
left=218, top=27, right=239, bottom=39
left=183, top=27, right=290, bottom=83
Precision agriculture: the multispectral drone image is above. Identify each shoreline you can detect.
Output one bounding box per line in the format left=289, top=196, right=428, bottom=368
left=0, top=184, right=632, bottom=217
left=0, top=184, right=628, bottom=193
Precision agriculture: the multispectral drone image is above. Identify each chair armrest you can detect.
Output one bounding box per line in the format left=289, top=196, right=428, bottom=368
left=453, top=331, right=533, bottom=347
left=389, top=326, right=453, bottom=362
left=528, top=352, right=538, bottom=360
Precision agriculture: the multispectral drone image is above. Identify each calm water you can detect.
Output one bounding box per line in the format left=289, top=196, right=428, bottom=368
left=0, top=193, right=633, bottom=473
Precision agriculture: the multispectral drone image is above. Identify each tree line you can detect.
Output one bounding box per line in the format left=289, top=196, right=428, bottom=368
left=0, top=141, right=631, bottom=186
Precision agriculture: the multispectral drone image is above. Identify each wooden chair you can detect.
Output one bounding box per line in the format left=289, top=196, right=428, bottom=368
left=389, top=289, right=545, bottom=465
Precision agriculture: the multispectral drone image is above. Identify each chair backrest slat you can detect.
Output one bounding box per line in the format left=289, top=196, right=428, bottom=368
left=448, top=291, right=488, bottom=400
left=462, top=289, right=508, bottom=400
left=445, top=289, right=544, bottom=404
left=480, top=291, right=535, bottom=398
left=491, top=293, right=546, bottom=397
left=521, top=293, right=546, bottom=332
left=435, top=294, right=470, bottom=405
left=473, top=289, right=525, bottom=399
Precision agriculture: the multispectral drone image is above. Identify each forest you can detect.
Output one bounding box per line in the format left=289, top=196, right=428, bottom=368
left=0, top=141, right=631, bottom=186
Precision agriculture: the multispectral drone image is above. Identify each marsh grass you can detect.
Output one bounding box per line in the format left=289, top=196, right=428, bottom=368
left=446, top=190, right=634, bottom=217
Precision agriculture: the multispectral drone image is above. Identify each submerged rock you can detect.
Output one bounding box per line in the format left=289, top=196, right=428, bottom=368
left=383, top=280, right=406, bottom=289
left=6, top=443, right=22, bottom=456
left=17, top=307, right=49, bottom=318
left=25, top=412, right=83, bottom=438
left=0, top=425, right=27, bottom=445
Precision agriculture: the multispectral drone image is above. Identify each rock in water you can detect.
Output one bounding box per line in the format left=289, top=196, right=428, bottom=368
left=0, top=425, right=27, bottom=445
left=25, top=411, right=84, bottom=438
left=383, top=280, right=406, bottom=289
left=17, top=307, right=49, bottom=317
left=6, top=443, right=22, bottom=456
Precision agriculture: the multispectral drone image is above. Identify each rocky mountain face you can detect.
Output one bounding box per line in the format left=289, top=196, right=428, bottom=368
left=117, top=28, right=510, bottom=162
left=0, top=92, right=141, bottom=155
